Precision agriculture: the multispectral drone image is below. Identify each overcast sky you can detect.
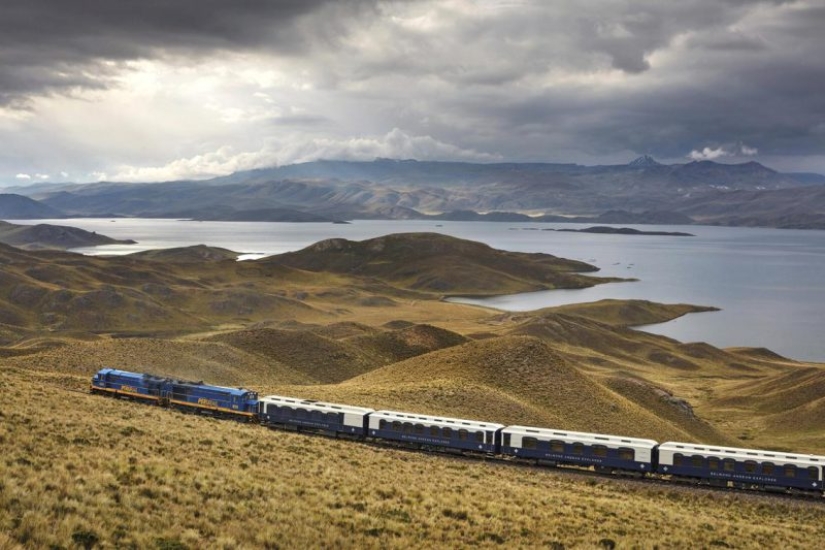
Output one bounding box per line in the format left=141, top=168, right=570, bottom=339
left=2, top=0, right=824, bottom=186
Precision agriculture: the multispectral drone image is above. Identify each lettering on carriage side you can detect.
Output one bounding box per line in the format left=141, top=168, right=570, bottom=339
left=400, top=434, right=450, bottom=445
left=288, top=419, right=331, bottom=429
left=542, top=452, right=604, bottom=465
left=197, top=398, right=217, bottom=407
left=120, top=385, right=138, bottom=393
left=708, top=472, right=778, bottom=483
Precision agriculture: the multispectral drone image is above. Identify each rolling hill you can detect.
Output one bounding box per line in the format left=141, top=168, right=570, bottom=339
left=0, top=220, right=134, bottom=250
left=259, top=232, right=612, bottom=294
left=4, top=230, right=825, bottom=547
left=1, top=232, right=824, bottom=460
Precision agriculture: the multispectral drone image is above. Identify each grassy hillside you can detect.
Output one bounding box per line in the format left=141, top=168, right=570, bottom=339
left=4, top=232, right=825, bottom=548
left=0, top=220, right=132, bottom=250
left=0, top=234, right=609, bottom=345
left=260, top=232, right=615, bottom=294
left=3, top=366, right=825, bottom=550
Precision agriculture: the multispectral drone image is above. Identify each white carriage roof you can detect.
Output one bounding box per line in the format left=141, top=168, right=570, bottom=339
left=658, top=441, right=825, bottom=465
left=503, top=425, right=658, bottom=447
left=259, top=395, right=374, bottom=414
left=372, top=410, right=504, bottom=430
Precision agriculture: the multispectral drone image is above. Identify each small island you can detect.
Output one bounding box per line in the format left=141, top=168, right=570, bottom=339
left=551, top=226, right=694, bottom=237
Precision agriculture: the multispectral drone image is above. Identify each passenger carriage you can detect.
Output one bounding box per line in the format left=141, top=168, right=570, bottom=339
left=500, top=425, right=658, bottom=473
left=368, top=410, right=504, bottom=453
left=657, top=441, right=825, bottom=493
left=258, top=395, right=374, bottom=437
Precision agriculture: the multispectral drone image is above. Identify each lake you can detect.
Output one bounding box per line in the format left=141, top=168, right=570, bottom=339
left=8, top=218, right=825, bottom=362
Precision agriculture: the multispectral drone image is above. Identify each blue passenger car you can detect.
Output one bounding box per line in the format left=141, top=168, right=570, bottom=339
left=258, top=395, right=374, bottom=436
left=368, top=410, right=504, bottom=453
left=500, top=426, right=657, bottom=473
left=657, top=442, right=825, bottom=493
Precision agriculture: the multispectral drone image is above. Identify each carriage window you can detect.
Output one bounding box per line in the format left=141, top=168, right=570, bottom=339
left=593, top=445, right=608, bottom=457
left=403, top=423, right=413, bottom=434
left=458, top=429, right=469, bottom=441
left=808, top=467, right=819, bottom=480
left=762, top=462, right=774, bottom=475
left=503, top=433, right=511, bottom=447
left=723, top=459, right=736, bottom=472
left=443, top=427, right=452, bottom=438
left=392, top=421, right=402, bottom=431
left=415, top=424, right=425, bottom=435
left=692, top=455, right=704, bottom=468
left=744, top=461, right=757, bottom=473
left=475, top=431, right=484, bottom=443
left=523, top=437, right=538, bottom=449
left=708, top=457, right=719, bottom=470
left=673, top=454, right=684, bottom=467
left=550, top=440, right=565, bottom=453
left=572, top=443, right=584, bottom=455
left=486, top=431, right=494, bottom=445
left=784, top=465, right=796, bottom=478
left=430, top=426, right=440, bottom=437
left=379, top=419, right=388, bottom=430
left=618, top=448, right=635, bottom=461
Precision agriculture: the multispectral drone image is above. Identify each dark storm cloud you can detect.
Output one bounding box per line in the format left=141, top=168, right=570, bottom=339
left=0, top=0, right=376, bottom=105
left=3, top=0, right=825, bottom=181
left=367, top=1, right=825, bottom=166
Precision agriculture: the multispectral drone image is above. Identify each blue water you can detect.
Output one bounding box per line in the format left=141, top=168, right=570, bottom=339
left=7, top=218, right=825, bottom=362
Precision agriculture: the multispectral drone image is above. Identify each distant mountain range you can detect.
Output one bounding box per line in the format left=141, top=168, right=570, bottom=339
left=2, top=157, right=825, bottom=229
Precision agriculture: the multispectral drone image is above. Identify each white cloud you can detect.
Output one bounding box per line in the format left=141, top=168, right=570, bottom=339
left=110, top=129, right=501, bottom=182
left=279, top=128, right=502, bottom=165
left=688, top=146, right=732, bottom=161
left=15, top=173, right=31, bottom=180
left=688, top=143, right=759, bottom=161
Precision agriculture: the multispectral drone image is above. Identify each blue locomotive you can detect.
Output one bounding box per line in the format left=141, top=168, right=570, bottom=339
left=91, top=368, right=259, bottom=421
left=92, top=369, right=825, bottom=496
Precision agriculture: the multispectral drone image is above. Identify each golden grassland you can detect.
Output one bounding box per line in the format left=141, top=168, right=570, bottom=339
left=4, top=234, right=825, bottom=547
left=3, top=367, right=825, bottom=550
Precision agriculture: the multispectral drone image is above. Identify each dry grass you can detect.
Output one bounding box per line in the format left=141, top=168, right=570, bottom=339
left=3, top=366, right=825, bottom=550
left=5, top=234, right=825, bottom=547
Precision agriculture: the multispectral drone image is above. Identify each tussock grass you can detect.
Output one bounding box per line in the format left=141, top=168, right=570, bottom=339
left=5, top=233, right=825, bottom=547
left=3, top=367, right=825, bottom=549
left=0, top=369, right=825, bottom=548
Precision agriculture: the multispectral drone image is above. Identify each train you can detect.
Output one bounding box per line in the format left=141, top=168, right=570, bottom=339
left=91, top=368, right=825, bottom=496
